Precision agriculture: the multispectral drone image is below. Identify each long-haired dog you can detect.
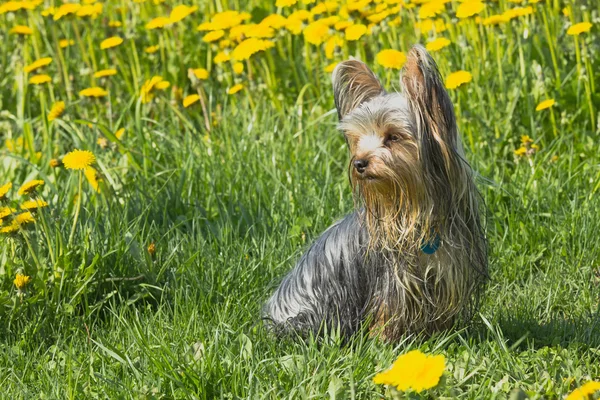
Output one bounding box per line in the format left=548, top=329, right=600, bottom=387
left=263, top=45, right=488, bottom=341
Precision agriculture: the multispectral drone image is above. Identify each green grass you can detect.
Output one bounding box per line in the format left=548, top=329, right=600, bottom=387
left=1, top=0, right=600, bottom=398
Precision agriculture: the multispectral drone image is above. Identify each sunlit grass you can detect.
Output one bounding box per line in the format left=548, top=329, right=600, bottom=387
left=0, top=0, right=599, bottom=397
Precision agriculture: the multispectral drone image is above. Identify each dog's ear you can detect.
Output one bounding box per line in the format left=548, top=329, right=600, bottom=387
left=401, top=45, right=458, bottom=148
left=332, top=60, right=385, bottom=120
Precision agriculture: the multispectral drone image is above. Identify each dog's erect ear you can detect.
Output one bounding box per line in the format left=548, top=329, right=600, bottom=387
left=332, top=60, right=385, bottom=120
left=402, top=45, right=458, bottom=148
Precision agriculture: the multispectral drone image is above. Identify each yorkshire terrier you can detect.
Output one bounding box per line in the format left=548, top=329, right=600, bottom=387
left=263, top=45, right=488, bottom=341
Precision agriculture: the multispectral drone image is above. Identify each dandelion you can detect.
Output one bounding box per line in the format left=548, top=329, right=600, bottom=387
left=426, top=38, right=451, bottom=52
left=0, top=206, right=16, bottom=219
left=261, top=14, right=288, bottom=30
left=567, top=22, right=593, bottom=36
left=246, top=24, right=275, bottom=39
left=50, top=159, right=62, bottom=168
left=373, top=350, right=445, bottom=393
left=115, top=128, right=125, bottom=140
left=335, top=21, right=353, bottom=31
left=345, top=24, right=367, bottom=41
left=565, top=381, right=600, bottom=400
left=100, top=36, right=123, bottom=49
left=18, top=180, right=44, bottom=196
left=376, top=49, right=407, bottom=70
left=233, top=62, right=244, bottom=74
left=77, top=3, right=102, bottom=18
left=79, top=87, right=108, bottom=97
left=145, top=45, right=160, bottom=54
left=535, top=99, right=555, bottom=111
left=203, top=30, right=225, bottom=43
left=24, top=57, right=53, bottom=73
left=232, top=38, right=274, bottom=60
left=94, top=69, right=117, bottom=78
left=170, top=5, right=197, bottom=23
left=29, top=74, right=52, bottom=85
left=445, top=71, right=472, bottom=89
left=140, top=76, right=169, bottom=103
left=63, top=149, right=95, bottom=170
left=10, top=25, right=33, bottom=35
left=109, top=20, right=122, bottom=27
left=325, top=62, right=338, bottom=73
left=146, top=16, right=171, bottom=30
left=48, top=101, right=65, bottom=121
left=21, top=199, right=48, bottom=210
left=84, top=166, right=101, bottom=192
left=276, top=0, right=297, bottom=6
left=191, top=68, right=209, bottom=80
left=53, top=3, right=80, bottom=20
left=214, top=51, right=231, bottom=64
left=228, top=84, right=244, bottom=95
left=0, top=182, right=11, bottom=199
left=14, top=273, right=31, bottom=290
left=418, top=0, right=445, bottom=19
left=59, top=39, right=74, bottom=48
left=456, top=1, right=485, bottom=19
left=183, top=94, right=200, bottom=108
left=14, top=211, right=35, bottom=226
left=303, top=21, right=330, bottom=45
left=147, top=242, right=156, bottom=255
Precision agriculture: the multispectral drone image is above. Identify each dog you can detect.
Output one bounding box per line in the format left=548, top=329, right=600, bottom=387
left=263, top=45, right=488, bottom=341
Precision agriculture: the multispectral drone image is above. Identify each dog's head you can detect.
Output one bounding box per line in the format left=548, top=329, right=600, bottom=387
left=333, top=45, right=473, bottom=246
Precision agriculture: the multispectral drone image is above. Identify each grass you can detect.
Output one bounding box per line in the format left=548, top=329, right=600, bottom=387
left=1, top=0, right=600, bottom=398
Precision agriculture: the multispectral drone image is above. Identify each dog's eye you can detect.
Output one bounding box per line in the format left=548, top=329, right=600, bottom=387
left=385, top=134, right=401, bottom=146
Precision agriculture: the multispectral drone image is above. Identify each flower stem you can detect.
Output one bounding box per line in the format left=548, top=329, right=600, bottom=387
left=68, top=171, right=83, bottom=247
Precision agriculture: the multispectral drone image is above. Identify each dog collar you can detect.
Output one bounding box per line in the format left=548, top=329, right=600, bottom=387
left=420, top=234, right=441, bottom=255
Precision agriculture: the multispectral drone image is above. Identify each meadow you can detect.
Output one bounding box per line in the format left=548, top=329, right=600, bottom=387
left=0, top=0, right=599, bottom=398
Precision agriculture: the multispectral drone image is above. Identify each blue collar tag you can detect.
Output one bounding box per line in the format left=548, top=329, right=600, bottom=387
left=421, top=234, right=441, bottom=255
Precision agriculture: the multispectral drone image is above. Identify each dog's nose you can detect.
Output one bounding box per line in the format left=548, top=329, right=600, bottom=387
left=353, top=159, right=369, bottom=174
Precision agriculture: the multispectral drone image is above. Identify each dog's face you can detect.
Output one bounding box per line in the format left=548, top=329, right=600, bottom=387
left=333, top=46, right=461, bottom=214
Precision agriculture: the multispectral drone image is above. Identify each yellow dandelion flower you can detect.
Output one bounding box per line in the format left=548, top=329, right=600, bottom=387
left=197, top=11, right=248, bottom=31
left=183, top=94, right=200, bottom=108
left=426, top=37, right=451, bottom=52
left=345, top=24, right=367, bottom=41
left=18, top=180, right=44, bottom=196
left=115, top=128, right=125, bottom=140
left=53, top=3, right=80, bottom=20
left=48, top=101, right=65, bottom=121
left=24, top=57, right=53, bottom=73
left=567, top=22, right=592, bottom=36
left=29, top=74, right=52, bottom=85
left=214, top=51, right=231, bottom=64
left=203, top=30, right=225, bottom=43
left=418, top=0, right=445, bottom=19
left=334, top=21, right=353, bottom=31
left=0, top=183, right=12, bottom=199
left=109, top=20, right=122, bottom=27
left=84, top=166, right=101, bottom=192
left=94, top=69, right=117, bottom=78
left=79, top=87, right=108, bottom=97
left=20, top=199, right=48, bottom=210
left=170, top=5, right=197, bottom=23
left=62, top=149, right=96, bottom=170
left=233, top=62, right=244, bottom=74
left=289, top=10, right=311, bottom=21
left=232, top=38, right=273, bottom=61
left=59, top=39, right=74, bottom=48
left=445, top=70, right=472, bottom=89
left=228, top=84, right=244, bottom=95
left=140, top=76, right=164, bottom=103
left=14, top=273, right=31, bottom=290
left=147, top=242, right=156, bottom=255
left=376, top=49, right=407, bottom=70
left=246, top=24, right=275, bottom=39
left=145, top=45, right=160, bottom=53
left=0, top=223, right=19, bottom=234
left=456, top=1, right=484, bottom=19
left=325, top=62, right=339, bottom=73
left=14, top=211, right=35, bottom=225
left=146, top=16, right=171, bottom=30
left=566, top=381, right=600, bottom=400
left=50, top=158, right=62, bottom=168
left=303, top=21, right=330, bottom=45
left=324, top=36, right=343, bottom=59
left=373, top=350, right=445, bottom=393
left=535, top=99, right=555, bottom=111
left=100, top=36, right=123, bottom=49
left=76, top=3, right=102, bottom=18
left=191, top=68, right=209, bottom=80
left=483, top=14, right=509, bottom=26
left=514, top=146, right=527, bottom=156
left=155, top=81, right=170, bottom=90
left=284, top=17, right=303, bottom=35
left=261, top=14, right=288, bottom=30
left=0, top=206, right=16, bottom=219
left=521, top=135, right=533, bottom=144
left=276, top=0, right=297, bottom=6
left=10, top=25, right=33, bottom=35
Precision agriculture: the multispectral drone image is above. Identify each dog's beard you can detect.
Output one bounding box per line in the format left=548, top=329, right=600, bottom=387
left=351, top=158, right=436, bottom=256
